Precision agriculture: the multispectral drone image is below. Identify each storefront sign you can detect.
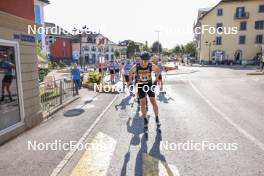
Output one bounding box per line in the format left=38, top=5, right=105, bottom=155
left=13, top=34, right=35, bottom=43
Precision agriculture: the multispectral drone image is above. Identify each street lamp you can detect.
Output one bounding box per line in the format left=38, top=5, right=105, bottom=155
left=155, top=30, right=160, bottom=59
left=205, top=40, right=216, bottom=64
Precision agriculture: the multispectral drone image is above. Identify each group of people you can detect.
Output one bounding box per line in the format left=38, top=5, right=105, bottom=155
left=71, top=53, right=172, bottom=139
left=122, top=52, right=174, bottom=138
left=97, top=61, right=121, bottom=84
left=91, top=53, right=169, bottom=138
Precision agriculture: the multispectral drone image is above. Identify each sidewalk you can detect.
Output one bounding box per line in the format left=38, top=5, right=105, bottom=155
left=0, top=88, right=117, bottom=176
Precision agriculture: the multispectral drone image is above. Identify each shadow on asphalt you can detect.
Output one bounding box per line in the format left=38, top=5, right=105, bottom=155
left=115, top=95, right=133, bottom=110
left=63, top=109, right=85, bottom=117
left=157, top=93, right=174, bottom=104
left=134, top=132, right=167, bottom=176
left=63, top=93, right=100, bottom=117
left=120, top=116, right=144, bottom=176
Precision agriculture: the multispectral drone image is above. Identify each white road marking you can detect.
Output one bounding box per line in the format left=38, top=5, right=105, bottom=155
left=70, top=132, right=117, bottom=176
left=143, top=154, right=180, bottom=176
left=50, top=95, right=118, bottom=176
left=73, top=104, right=95, bottom=110
left=189, top=80, right=264, bottom=152
left=81, top=96, right=98, bottom=102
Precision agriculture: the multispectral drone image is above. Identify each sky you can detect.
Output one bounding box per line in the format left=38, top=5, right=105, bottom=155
left=44, top=0, right=220, bottom=49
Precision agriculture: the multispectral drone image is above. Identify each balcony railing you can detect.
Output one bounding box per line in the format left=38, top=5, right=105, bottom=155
left=234, top=12, right=249, bottom=19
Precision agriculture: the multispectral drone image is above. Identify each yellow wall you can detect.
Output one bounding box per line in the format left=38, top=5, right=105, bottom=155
left=199, top=0, right=264, bottom=62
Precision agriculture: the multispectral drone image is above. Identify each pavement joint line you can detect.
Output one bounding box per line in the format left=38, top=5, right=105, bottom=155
left=189, top=80, right=264, bottom=152
left=50, top=94, right=118, bottom=176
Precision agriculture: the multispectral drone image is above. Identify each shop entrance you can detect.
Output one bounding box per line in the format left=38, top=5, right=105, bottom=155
left=0, top=39, right=24, bottom=133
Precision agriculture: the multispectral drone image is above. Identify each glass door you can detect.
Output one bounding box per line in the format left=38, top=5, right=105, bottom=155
left=0, top=39, right=24, bottom=133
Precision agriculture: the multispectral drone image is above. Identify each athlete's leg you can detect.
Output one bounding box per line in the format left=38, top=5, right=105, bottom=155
left=148, top=88, right=161, bottom=129
left=149, top=97, right=158, bottom=117
left=1, top=81, right=5, bottom=101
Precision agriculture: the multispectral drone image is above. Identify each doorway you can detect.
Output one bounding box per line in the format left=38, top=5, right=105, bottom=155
left=0, top=39, right=24, bottom=134
left=234, top=50, right=242, bottom=64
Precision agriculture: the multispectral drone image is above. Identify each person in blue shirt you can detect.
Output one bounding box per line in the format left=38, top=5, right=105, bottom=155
left=109, top=60, right=115, bottom=84
left=123, top=60, right=132, bottom=84
left=71, top=63, right=81, bottom=95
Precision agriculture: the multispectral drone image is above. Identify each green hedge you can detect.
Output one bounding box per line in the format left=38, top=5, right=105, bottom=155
left=39, top=68, right=50, bottom=82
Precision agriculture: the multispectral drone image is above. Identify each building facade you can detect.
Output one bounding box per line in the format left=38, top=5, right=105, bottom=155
left=0, top=0, right=43, bottom=144
left=195, top=0, right=264, bottom=64
left=45, top=22, right=73, bottom=63
left=72, top=33, right=124, bottom=65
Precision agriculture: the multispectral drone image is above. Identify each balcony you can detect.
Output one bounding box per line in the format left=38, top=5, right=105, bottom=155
left=234, top=12, right=249, bottom=20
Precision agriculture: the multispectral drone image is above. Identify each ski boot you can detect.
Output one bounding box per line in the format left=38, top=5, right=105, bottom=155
left=156, top=116, right=161, bottom=133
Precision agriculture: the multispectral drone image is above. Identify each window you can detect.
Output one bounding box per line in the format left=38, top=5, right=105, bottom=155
left=105, top=47, right=109, bottom=52
left=256, top=35, right=263, bottom=44
left=239, top=36, right=246, bottom=44
left=216, top=23, right=223, bottom=32
left=240, top=21, right=247, bottom=31
left=259, top=5, right=264, bottom=13
left=255, top=21, right=264, bottom=30
left=217, top=8, right=223, bottom=16
left=216, top=37, right=222, bottom=45
left=236, top=7, right=245, bottom=17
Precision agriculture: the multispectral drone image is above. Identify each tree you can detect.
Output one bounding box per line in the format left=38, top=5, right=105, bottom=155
left=127, top=41, right=140, bottom=59
left=184, top=41, right=196, bottom=57
left=114, top=49, right=121, bottom=59
left=162, top=49, right=172, bottom=56
left=172, top=45, right=183, bottom=55
left=180, top=45, right=185, bottom=54
left=151, top=41, right=162, bottom=54
left=142, top=41, right=151, bottom=52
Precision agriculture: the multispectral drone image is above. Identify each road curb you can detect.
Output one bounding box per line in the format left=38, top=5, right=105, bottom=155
left=247, top=72, right=264, bottom=75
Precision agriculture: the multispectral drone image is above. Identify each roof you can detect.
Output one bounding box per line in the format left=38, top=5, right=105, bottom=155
left=197, top=0, right=260, bottom=21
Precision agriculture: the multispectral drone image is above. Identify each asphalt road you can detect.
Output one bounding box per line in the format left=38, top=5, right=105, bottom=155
left=0, top=65, right=264, bottom=176
left=59, top=66, right=264, bottom=176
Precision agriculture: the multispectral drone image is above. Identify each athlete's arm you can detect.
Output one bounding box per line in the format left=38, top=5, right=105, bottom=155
left=128, top=65, right=136, bottom=85
left=152, top=64, right=160, bottom=80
